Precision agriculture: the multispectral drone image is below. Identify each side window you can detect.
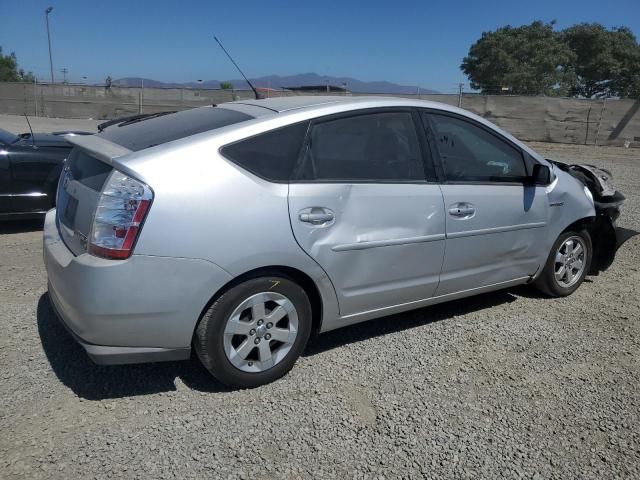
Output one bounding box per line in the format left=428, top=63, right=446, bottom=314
left=297, top=111, right=425, bottom=182
left=425, top=113, right=527, bottom=182
left=221, top=121, right=309, bottom=182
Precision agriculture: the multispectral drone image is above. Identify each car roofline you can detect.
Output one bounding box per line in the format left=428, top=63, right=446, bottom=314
left=112, top=96, right=548, bottom=171
left=224, top=96, right=549, bottom=165
left=229, top=97, right=352, bottom=113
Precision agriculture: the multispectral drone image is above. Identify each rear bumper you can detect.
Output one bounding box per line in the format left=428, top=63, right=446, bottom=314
left=43, top=209, right=233, bottom=365
left=48, top=285, right=190, bottom=364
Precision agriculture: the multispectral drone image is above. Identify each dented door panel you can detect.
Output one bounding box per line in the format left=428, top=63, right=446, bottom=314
left=436, top=184, right=549, bottom=295
left=288, top=183, right=446, bottom=317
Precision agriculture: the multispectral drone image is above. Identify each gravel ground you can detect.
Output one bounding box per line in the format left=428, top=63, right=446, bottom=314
left=0, top=134, right=639, bottom=479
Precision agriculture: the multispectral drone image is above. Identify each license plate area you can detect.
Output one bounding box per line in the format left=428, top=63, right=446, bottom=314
left=61, top=196, right=78, bottom=228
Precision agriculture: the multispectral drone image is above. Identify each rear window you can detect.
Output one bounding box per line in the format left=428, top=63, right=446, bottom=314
left=220, top=121, right=309, bottom=182
left=99, top=106, right=253, bottom=151
left=68, top=148, right=113, bottom=191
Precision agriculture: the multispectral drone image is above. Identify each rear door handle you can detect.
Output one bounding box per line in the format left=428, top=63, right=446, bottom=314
left=299, top=208, right=335, bottom=225
left=448, top=203, right=475, bottom=218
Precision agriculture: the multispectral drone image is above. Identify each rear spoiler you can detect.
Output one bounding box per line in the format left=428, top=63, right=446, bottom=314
left=64, top=134, right=131, bottom=166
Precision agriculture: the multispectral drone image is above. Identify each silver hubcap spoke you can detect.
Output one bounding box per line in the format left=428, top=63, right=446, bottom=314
left=251, top=302, right=266, bottom=321
left=555, top=252, right=567, bottom=264
left=555, top=265, right=567, bottom=282
left=258, top=341, right=274, bottom=369
left=267, top=305, right=288, bottom=323
left=224, top=318, right=253, bottom=336
left=222, top=291, right=299, bottom=373
left=566, top=268, right=575, bottom=284
left=553, top=236, right=587, bottom=288
left=269, top=327, right=292, bottom=343
left=229, top=339, right=255, bottom=366
left=572, top=258, right=583, bottom=271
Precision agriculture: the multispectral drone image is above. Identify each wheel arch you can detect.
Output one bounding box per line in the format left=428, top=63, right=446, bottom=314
left=193, top=265, right=324, bottom=343
left=558, top=215, right=617, bottom=274
left=560, top=216, right=594, bottom=236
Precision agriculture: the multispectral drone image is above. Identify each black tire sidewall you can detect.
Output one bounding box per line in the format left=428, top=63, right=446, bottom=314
left=541, top=230, right=592, bottom=297
left=196, top=276, right=312, bottom=388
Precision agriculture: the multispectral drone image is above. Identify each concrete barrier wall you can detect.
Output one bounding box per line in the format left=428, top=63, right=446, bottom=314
left=0, top=82, right=256, bottom=119
left=0, top=82, right=638, bottom=146
left=460, top=95, right=640, bottom=147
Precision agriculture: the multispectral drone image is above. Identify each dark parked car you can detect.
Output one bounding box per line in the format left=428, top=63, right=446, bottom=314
left=0, top=128, right=89, bottom=220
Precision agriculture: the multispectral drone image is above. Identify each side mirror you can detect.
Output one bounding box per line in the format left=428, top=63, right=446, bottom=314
left=530, top=164, right=551, bottom=185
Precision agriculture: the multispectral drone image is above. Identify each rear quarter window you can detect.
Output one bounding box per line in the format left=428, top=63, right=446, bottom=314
left=220, top=121, right=309, bottom=182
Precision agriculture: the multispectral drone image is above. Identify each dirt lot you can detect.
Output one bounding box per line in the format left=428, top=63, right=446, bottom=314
left=0, top=122, right=639, bottom=478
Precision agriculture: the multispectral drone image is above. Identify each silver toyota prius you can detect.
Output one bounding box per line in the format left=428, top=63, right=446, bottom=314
left=43, top=96, right=624, bottom=387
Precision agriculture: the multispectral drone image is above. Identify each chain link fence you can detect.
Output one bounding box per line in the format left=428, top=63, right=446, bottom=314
left=0, top=81, right=638, bottom=147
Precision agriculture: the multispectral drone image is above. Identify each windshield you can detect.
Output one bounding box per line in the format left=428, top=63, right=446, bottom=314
left=0, top=128, right=18, bottom=145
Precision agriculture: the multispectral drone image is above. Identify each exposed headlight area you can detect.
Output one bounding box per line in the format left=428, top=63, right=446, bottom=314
left=89, top=171, right=153, bottom=260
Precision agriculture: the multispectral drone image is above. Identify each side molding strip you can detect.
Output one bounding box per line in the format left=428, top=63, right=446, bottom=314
left=446, top=222, right=547, bottom=239
left=332, top=233, right=446, bottom=252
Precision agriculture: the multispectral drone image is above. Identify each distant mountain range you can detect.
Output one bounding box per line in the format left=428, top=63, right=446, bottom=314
left=113, top=73, right=438, bottom=94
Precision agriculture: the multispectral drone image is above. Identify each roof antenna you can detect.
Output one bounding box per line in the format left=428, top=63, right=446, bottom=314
left=23, top=114, right=36, bottom=148
left=214, top=36, right=260, bottom=100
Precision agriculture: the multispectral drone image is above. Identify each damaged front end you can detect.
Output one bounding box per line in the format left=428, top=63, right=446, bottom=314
left=549, top=160, right=626, bottom=273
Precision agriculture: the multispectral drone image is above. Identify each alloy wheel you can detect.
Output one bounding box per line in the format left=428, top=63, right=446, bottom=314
left=222, top=292, right=299, bottom=373
left=554, top=236, right=587, bottom=288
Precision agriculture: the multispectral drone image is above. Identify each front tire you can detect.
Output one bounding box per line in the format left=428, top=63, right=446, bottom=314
left=194, top=276, right=312, bottom=388
left=535, top=230, right=592, bottom=297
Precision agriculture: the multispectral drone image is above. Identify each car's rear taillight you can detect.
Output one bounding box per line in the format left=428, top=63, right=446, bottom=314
left=89, top=170, right=153, bottom=260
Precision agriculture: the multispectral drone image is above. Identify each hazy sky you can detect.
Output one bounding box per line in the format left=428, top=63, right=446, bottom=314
left=1, top=0, right=639, bottom=92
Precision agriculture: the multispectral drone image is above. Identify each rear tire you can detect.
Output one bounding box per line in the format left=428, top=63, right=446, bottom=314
left=194, top=276, right=312, bottom=388
left=534, top=230, right=592, bottom=297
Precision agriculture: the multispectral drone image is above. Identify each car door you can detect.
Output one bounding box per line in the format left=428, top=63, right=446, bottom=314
left=288, top=109, right=446, bottom=317
left=8, top=144, right=65, bottom=213
left=420, top=111, right=549, bottom=296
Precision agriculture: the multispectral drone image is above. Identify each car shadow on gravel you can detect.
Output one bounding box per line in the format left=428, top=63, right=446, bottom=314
left=0, top=219, right=44, bottom=234
left=306, top=227, right=640, bottom=356
left=37, top=288, right=520, bottom=398
left=305, top=289, right=520, bottom=357
left=36, top=294, right=231, bottom=400
left=615, top=226, right=639, bottom=248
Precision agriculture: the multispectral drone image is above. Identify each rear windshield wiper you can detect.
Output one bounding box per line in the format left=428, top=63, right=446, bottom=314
left=97, top=111, right=176, bottom=132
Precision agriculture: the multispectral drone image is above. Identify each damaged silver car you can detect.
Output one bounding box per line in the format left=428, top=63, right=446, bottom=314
left=43, top=96, right=624, bottom=387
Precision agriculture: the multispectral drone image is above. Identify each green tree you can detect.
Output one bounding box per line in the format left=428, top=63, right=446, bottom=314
left=0, top=46, right=20, bottom=81
left=18, top=68, right=36, bottom=83
left=561, top=24, right=640, bottom=98
left=461, top=21, right=574, bottom=95
left=219, top=81, right=233, bottom=90
left=0, top=46, right=36, bottom=82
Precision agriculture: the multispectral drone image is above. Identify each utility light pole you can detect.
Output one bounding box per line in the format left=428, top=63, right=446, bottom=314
left=139, top=78, right=144, bottom=114
left=45, top=6, right=54, bottom=84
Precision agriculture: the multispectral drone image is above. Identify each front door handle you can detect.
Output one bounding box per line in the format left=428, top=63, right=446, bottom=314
left=299, top=207, right=335, bottom=225
left=448, top=203, right=475, bottom=218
